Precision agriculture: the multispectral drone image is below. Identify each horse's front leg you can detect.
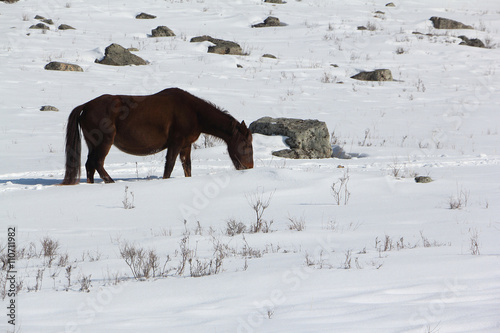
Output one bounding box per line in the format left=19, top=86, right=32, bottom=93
left=163, top=145, right=182, bottom=179
left=179, top=145, right=192, bottom=177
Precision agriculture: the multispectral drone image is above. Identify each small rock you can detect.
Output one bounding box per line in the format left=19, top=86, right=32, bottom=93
left=151, top=25, right=175, bottom=37
left=190, top=35, right=244, bottom=55
left=264, top=0, right=285, bottom=3
left=136, top=12, right=156, bottom=19
left=385, top=2, right=395, bottom=7
left=0, top=0, right=20, bottom=3
left=262, top=54, right=277, bottom=59
left=58, top=24, right=75, bottom=30
left=40, top=105, right=59, bottom=112
left=41, top=19, right=54, bottom=25
left=458, top=35, right=485, bottom=48
left=357, top=26, right=368, bottom=31
left=252, top=16, right=283, bottom=28
left=430, top=17, right=473, bottom=29
left=351, top=69, right=393, bottom=81
left=95, top=43, right=148, bottom=66
left=44, top=61, right=83, bottom=72
left=34, top=15, right=46, bottom=20
left=415, top=176, right=433, bottom=183
left=29, top=23, right=49, bottom=30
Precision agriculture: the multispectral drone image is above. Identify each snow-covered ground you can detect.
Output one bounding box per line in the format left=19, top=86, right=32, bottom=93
left=1, top=0, right=499, bottom=332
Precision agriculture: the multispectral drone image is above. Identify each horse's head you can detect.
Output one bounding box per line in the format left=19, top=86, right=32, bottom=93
left=229, top=120, right=254, bottom=170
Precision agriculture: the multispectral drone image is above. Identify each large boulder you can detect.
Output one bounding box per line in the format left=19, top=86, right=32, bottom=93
left=249, top=117, right=332, bottom=159
left=430, top=17, right=473, bottom=29
left=190, top=35, right=244, bottom=55
left=95, top=43, right=147, bottom=66
left=351, top=69, right=393, bottom=81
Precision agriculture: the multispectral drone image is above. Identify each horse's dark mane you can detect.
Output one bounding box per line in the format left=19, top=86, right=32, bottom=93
left=194, top=95, right=239, bottom=131
left=203, top=99, right=235, bottom=120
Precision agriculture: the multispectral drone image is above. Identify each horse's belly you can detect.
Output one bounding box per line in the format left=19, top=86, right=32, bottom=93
left=113, top=132, right=167, bottom=156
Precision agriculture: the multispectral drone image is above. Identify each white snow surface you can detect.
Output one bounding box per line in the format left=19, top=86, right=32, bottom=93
left=1, top=0, right=500, bottom=332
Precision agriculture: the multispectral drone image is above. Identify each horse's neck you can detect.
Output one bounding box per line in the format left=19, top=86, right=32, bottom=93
left=198, top=107, right=235, bottom=143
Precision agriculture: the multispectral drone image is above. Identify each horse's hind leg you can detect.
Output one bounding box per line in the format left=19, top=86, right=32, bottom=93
left=179, top=145, right=192, bottom=177
left=85, top=153, right=97, bottom=183
left=84, top=136, right=115, bottom=183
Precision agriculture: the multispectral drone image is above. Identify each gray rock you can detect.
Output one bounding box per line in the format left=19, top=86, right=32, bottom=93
left=95, top=43, right=147, bottom=66
left=458, top=35, right=485, bottom=48
left=58, top=24, right=75, bottom=30
left=151, top=26, right=175, bottom=37
left=0, top=0, right=20, bottom=3
left=385, top=2, right=395, bottom=7
left=252, top=16, right=283, bottom=28
left=430, top=17, right=473, bottom=29
left=190, top=35, right=244, bottom=55
left=136, top=12, right=156, bottom=19
left=351, top=69, right=393, bottom=81
left=29, top=23, right=49, bottom=30
left=264, top=0, right=285, bottom=3
left=40, top=105, right=59, bottom=112
left=415, top=176, right=433, bottom=183
left=44, top=61, right=83, bottom=72
left=262, top=54, right=277, bottom=59
left=249, top=117, right=333, bottom=159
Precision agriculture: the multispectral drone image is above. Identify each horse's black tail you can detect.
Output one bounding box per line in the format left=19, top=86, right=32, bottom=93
left=61, top=105, right=83, bottom=185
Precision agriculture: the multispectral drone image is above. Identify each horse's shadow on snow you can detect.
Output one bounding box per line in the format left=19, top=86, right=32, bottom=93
left=0, top=178, right=61, bottom=186
left=0, top=177, right=162, bottom=187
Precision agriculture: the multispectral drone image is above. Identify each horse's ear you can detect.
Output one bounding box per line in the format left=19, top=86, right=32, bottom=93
left=240, top=121, right=252, bottom=137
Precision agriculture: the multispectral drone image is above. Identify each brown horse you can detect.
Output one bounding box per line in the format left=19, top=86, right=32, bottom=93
left=61, top=88, right=253, bottom=185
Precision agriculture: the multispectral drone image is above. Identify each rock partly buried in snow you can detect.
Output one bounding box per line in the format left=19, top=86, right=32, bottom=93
left=44, top=61, right=83, bottom=72
left=430, top=17, right=473, bottom=29
left=249, top=117, right=333, bottom=159
left=190, top=35, right=244, bottom=55
left=29, top=23, right=50, bottom=30
left=136, top=12, right=157, bottom=19
left=415, top=176, right=433, bottom=183
left=151, top=26, right=175, bottom=37
left=458, top=35, right=485, bottom=48
left=252, top=16, right=283, bottom=28
left=58, top=24, right=75, bottom=30
left=262, top=54, right=277, bottom=59
left=385, top=2, right=395, bottom=7
left=264, top=0, right=285, bottom=3
left=95, top=43, right=147, bottom=66
left=40, top=105, right=59, bottom=112
left=351, top=69, right=393, bottom=81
